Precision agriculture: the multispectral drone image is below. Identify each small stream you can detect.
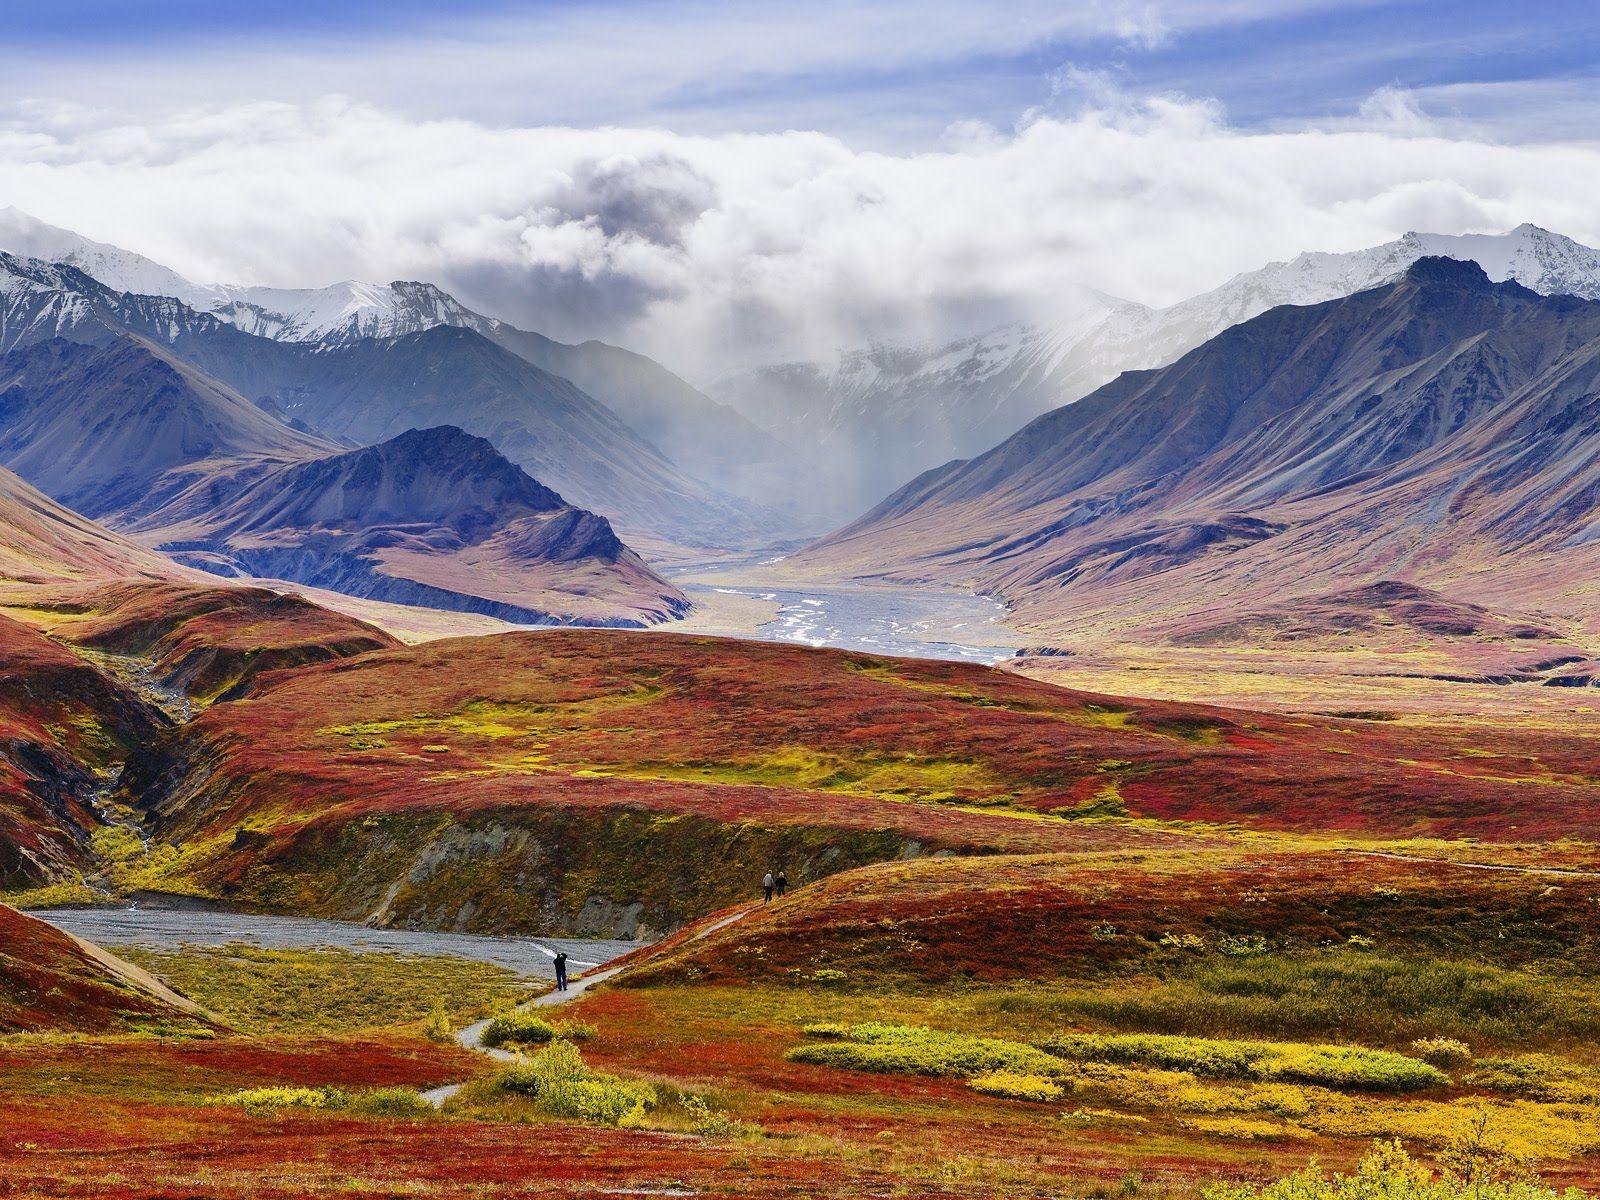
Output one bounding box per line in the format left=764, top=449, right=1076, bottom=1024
left=32, top=904, right=638, bottom=979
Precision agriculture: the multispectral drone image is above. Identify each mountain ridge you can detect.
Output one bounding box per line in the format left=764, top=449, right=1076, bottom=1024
left=794, top=258, right=1600, bottom=647
left=714, top=223, right=1600, bottom=520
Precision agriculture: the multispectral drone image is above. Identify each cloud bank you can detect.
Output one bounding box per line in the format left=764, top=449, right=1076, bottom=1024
left=4, top=89, right=1600, bottom=379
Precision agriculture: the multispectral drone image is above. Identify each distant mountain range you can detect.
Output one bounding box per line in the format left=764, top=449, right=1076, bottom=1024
left=716, top=224, right=1600, bottom=519
left=796, top=257, right=1600, bottom=652
left=0, top=332, right=686, bottom=625
left=0, top=208, right=799, bottom=540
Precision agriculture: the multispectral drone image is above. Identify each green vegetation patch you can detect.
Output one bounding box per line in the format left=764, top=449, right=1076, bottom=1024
left=220, top=1084, right=429, bottom=1117
left=1039, top=1031, right=1446, bottom=1092
left=622, top=746, right=1011, bottom=807
left=999, top=950, right=1600, bottom=1049
left=787, top=1022, right=1069, bottom=1079
left=482, top=1012, right=558, bottom=1048
left=324, top=689, right=665, bottom=747
left=123, top=943, right=528, bottom=1035
left=1205, top=1139, right=1588, bottom=1200
left=499, top=1039, right=657, bottom=1127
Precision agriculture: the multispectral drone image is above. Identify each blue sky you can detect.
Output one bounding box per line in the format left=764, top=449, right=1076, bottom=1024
left=6, top=1, right=1600, bottom=372
left=6, top=1, right=1599, bottom=146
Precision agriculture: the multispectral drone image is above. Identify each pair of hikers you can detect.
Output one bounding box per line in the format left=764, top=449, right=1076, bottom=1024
left=762, top=869, right=788, bottom=903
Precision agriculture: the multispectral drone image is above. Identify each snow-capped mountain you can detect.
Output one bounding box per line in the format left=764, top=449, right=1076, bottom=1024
left=716, top=223, right=1600, bottom=520
left=0, top=208, right=803, bottom=533
left=0, top=207, right=517, bottom=346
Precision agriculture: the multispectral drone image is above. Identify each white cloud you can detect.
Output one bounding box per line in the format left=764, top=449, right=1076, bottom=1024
left=3, top=87, right=1600, bottom=381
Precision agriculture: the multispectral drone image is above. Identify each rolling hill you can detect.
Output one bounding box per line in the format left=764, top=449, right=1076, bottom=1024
left=118, top=629, right=1600, bottom=938
left=0, top=612, right=165, bottom=888
left=0, top=465, right=183, bottom=589
left=0, top=904, right=212, bottom=1033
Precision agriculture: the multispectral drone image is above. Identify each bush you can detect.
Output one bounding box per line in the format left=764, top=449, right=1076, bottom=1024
left=787, top=1023, right=1067, bottom=1080
left=680, top=1094, right=748, bottom=1138
left=537, top=1077, right=656, bottom=1126
left=499, top=1040, right=657, bottom=1127
left=422, top=998, right=453, bottom=1043
left=554, top=1020, right=597, bottom=1043
left=1411, top=1037, right=1473, bottom=1068
left=223, top=1086, right=333, bottom=1110
left=483, top=1012, right=559, bottom=1048
left=501, top=1039, right=587, bottom=1092
left=1039, top=1031, right=1446, bottom=1093
left=347, top=1087, right=430, bottom=1117
left=1465, top=1056, right=1600, bottom=1104
left=969, top=1071, right=1067, bottom=1102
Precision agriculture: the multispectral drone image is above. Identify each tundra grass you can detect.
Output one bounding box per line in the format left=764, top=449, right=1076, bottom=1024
left=121, top=943, right=529, bottom=1034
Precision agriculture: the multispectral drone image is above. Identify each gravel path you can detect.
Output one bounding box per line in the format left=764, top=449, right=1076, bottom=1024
left=421, top=905, right=757, bottom=1108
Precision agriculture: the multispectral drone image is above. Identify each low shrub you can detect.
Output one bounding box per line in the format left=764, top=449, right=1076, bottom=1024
left=1039, top=1031, right=1446, bottom=1093
left=422, top=998, right=453, bottom=1043
left=499, top=1040, right=657, bottom=1127
left=223, top=1086, right=333, bottom=1110
left=1076, top=1065, right=1310, bottom=1119
left=1204, top=1139, right=1589, bottom=1200
left=787, top=1023, right=1067, bottom=1080
left=220, top=1086, right=428, bottom=1116
left=1411, top=1037, right=1473, bottom=1068
left=1465, top=1056, right=1600, bottom=1104
left=680, top=1094, right=748, bottom=1138
left=969, top=1071, right=1067, bottom=1102
left=537, top=1076, right=656, bottom=1126
left=554, top=1020, right=597, bottom=1043
left=1061, top=1108, right=1149, bottom=1129
left=1181, top=1115, right=1307, bottom=1141
left=501, top=1039, right=587, bottom=1092
left=482, top=1012, right=559, bottom=1048
left=347, top=1087, right=430, bottom=1117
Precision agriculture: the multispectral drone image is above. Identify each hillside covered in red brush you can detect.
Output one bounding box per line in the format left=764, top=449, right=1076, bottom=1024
left=0, top=903, right=210, bottom=1033
left=122, top=629, right=1600, bottom=936
left=36, top=580, right=402, bottom=703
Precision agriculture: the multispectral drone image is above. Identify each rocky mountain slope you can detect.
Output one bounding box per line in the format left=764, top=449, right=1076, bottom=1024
left=0, top=249, right=767, bottom=548
left=797, top=258, right=1600, bottom=647
left=124, top=425, right=690, bottom=626
left=0, top=311, right=691, bottom=622
left=0, top=336, right=333, bottom=520
left=717, top=224, right=1600, bottom=518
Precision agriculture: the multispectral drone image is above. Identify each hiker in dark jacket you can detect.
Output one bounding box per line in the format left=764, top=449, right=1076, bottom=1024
left=554, top=951, right=569, bottom=992
left=763, top=871, right=775, bottom=903
left=776, top=869, right=788, bottom=898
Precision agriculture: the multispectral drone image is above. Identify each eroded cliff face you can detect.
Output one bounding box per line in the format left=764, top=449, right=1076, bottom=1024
left=117, top=792, right=919, bottom=939
left=0, top=613, right=169, bottom=889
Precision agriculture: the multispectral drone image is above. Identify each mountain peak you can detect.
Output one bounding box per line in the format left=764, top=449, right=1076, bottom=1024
left=1400, top=254, right=1493, bottom=288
